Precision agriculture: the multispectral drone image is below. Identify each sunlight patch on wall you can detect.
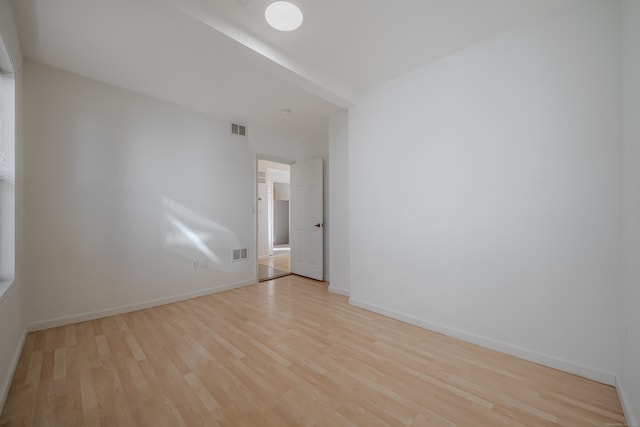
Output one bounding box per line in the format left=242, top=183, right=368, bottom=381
left=161, top=196, right=243, bottom=273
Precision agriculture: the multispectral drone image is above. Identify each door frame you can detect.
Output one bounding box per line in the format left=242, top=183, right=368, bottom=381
left=254, top=154, right=294, bottom=283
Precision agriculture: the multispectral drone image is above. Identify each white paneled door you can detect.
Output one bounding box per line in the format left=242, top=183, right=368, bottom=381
left=290, top=158, right=324, bottom=280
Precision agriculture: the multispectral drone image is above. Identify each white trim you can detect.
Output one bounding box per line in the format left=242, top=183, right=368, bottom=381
left=616, top=376, right=639, bottom=427
left=328, top=285, right=350, bottom=296
left=255, top=154, right=294, bottom=166
left=0, top=323, right=27, bottom=412
left=349, top=297, right=616, bottom=386
left=28, top=280, right=255, bottom=332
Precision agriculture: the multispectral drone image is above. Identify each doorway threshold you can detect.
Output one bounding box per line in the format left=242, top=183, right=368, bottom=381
left=258, top=265, right=291, bottom=282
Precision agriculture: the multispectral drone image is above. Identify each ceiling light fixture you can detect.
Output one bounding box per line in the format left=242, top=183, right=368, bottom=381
left=265, top=1, right=303, bottom=31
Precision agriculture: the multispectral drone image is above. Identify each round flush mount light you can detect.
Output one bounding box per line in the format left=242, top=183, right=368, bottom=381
left=265, top=1, right=303, bottom=31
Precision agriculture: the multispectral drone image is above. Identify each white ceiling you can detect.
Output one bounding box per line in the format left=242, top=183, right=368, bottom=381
left=10, top=0, right=579, bottom=141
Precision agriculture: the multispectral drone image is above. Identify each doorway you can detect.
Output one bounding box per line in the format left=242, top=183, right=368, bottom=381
left=257, top=159, right=291, bottom=282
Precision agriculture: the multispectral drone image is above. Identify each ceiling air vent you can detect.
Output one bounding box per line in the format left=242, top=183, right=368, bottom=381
left=232, top=248, right=248, bottom=262
left=231, top=123, right=247, bottom=136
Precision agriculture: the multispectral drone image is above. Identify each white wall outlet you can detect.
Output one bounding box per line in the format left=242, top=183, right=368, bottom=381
left=192, top=260, right=200, bottom=269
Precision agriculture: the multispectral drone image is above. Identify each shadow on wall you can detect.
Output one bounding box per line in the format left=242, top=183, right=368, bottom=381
left=161, top=196, right=242, bottom=273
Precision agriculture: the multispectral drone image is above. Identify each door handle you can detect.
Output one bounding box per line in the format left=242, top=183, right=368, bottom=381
left=314, top=223, right=323, bottom=228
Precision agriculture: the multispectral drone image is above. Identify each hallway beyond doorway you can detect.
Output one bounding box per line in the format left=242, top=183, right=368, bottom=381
left=258, top=248, right=290, bottom=282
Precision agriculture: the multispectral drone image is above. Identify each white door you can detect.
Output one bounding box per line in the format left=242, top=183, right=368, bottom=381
left=267, top=180, right=274, bottom=256
left=257, top=181, right=268, bottom=259
left=290, top=158, right=323, bottom=280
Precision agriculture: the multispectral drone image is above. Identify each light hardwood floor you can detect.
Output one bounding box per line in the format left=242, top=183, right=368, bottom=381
left=1, top=275, right=625, bottom=426
left=258, top=252, right=290, bottom=272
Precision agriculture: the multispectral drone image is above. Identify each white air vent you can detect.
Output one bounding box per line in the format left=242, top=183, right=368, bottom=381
left=232, top=248, right=248, bottom=262
left=231, top=123, right=246, bottom=136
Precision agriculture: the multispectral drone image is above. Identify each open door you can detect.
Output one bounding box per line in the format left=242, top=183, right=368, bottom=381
left=290, top=158, right=324, bottom=280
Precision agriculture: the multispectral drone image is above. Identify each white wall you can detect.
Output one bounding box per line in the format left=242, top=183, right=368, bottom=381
left=274, top=182, right=290, bottom=201
left=0, top=0, right=22, bottom=73
left=251, top=130, right=297, bottom=164
left=328, top=110, right=350, bottom=295
left=23, top=61, right=256, bottom=327
left=349, top=0, right=620, bottom=384
left=619, top=0, right=640, bottom=423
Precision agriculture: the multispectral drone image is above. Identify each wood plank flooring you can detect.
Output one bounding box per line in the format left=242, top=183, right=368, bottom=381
left=1, top=275, right=625, bottom=426
left=258, top=252, right=290, bottom=272
left=258, top=252, right=291, bottom=282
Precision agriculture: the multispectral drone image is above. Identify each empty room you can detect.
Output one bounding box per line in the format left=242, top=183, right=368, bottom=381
left=0, top=0, right=639, bottom=425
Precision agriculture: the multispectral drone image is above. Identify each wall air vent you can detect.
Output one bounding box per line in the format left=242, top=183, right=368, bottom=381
left=232, top=248, right=248, bottom=262
left=231, top=123, right=247, bottom=136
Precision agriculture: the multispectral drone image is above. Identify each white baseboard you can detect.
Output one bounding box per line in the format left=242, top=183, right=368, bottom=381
left=349, top=297, right=616, bottom=386
left=27, top=280, right=255, bottom=332
left=328, top=285, right=350, bottom=296
left=616, top=376, right=639, bottom=427
left=0, top=323, right=28, bottom=413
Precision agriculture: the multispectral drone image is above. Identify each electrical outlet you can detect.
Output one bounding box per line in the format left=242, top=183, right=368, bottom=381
left=192, top=260, right=200, bottom=269
left=201, top=258, right=208, bottom=268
